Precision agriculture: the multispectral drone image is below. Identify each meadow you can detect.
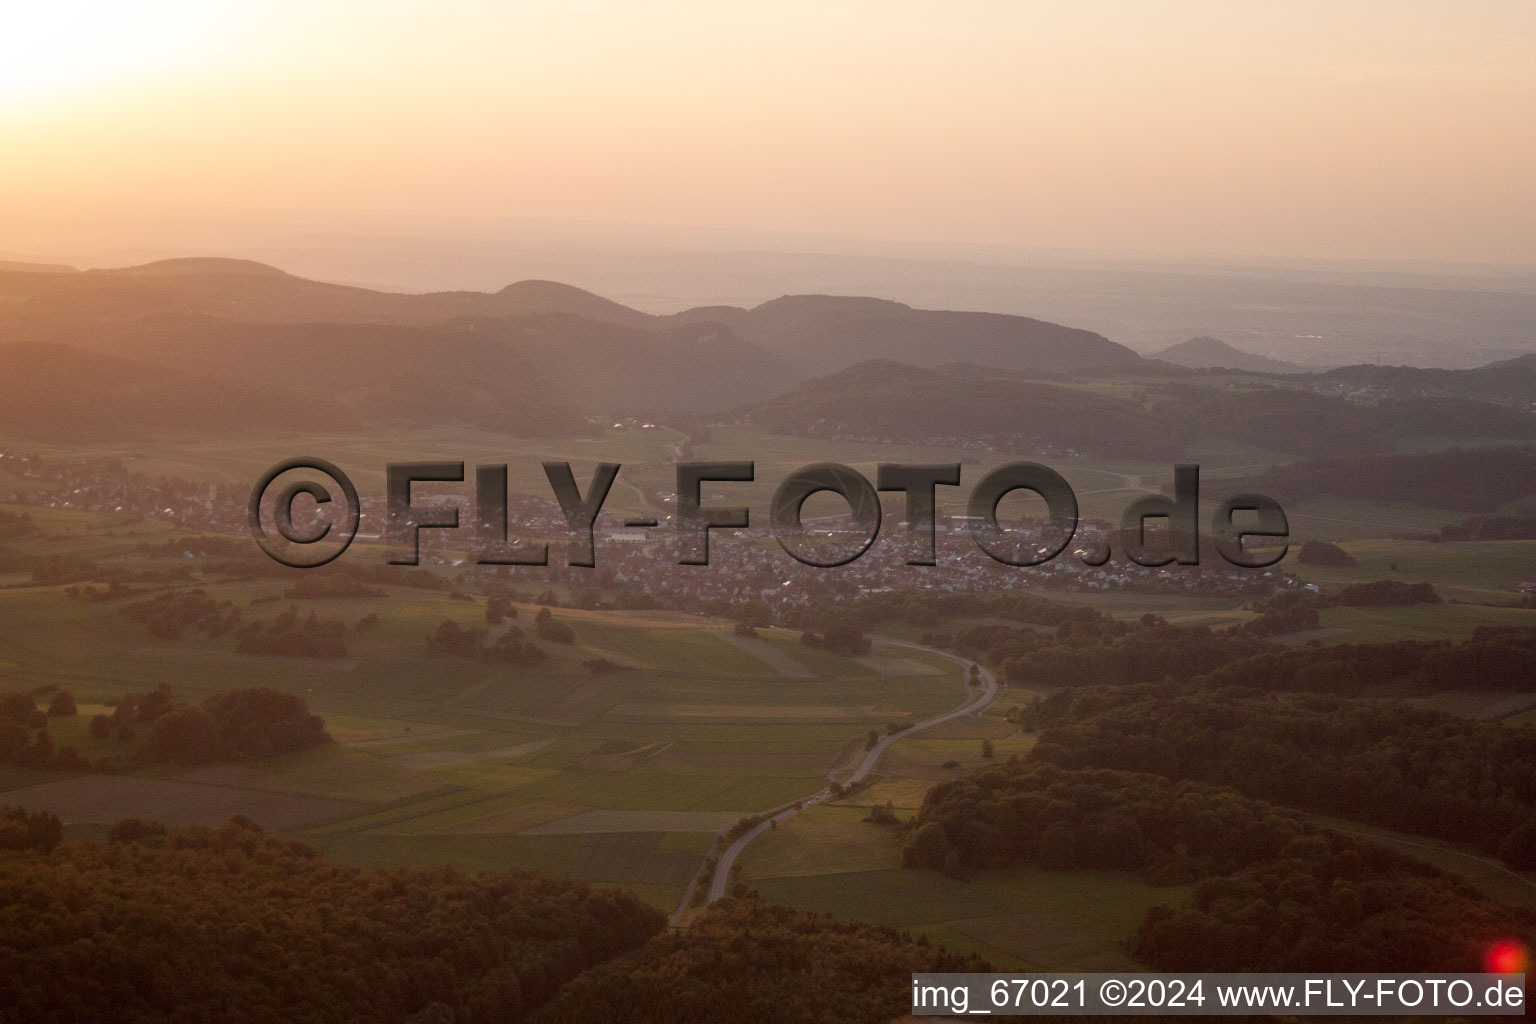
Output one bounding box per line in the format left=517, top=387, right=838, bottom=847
left=3, top=420, right=1533, bottom=928
left=0, top=514, right=968, bottom=910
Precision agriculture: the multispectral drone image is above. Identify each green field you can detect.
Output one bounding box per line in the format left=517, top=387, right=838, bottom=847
left=737, top=803, right=1181, bottom=969
left=4, top=420, right=1534, bottom=951
left=1294, top=538, right=1536, bottom=603
left=0, top=518, right=968, bottom=910
left=1283, top=603, right=1536, bottom=645
left=721, top=715, right=1169, bottom=972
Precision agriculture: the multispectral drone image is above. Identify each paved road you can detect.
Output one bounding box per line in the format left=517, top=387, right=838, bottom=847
left=697, top=640, right=998, bottom=907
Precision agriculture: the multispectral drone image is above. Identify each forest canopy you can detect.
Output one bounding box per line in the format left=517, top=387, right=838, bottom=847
left=0, top=809, right=665, bottom=1024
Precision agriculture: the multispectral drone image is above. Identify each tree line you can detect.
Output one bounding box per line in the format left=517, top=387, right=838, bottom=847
left=0, top=809, right=664, bottom=1024
left=1029, top=685, right=1536, bottom=869
left=0, top=684, right=331, bottom=771
left=901, top=760, right=1536, bottom=972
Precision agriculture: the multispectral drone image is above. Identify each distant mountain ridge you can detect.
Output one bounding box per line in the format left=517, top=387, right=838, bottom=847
left=6, top=257, right=1529, bottom=450
left=1151, top=336, right=1306, bottom=373
left=669, top=293, right=1141, bottom=375
left=0, top=258, right=1150, bottom=439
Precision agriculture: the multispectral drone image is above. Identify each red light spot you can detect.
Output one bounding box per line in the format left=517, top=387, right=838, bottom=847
left=1485, top=940, right=1527, bottom=974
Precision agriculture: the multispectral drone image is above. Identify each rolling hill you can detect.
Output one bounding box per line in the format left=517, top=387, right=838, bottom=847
left=0, top=261, right=797, bottom=433
left=740, top=360, right=1536, bottom=461
left=1314, top=363, right=1536, bottom=408
left=5, top=258, right=1530, bottom=453
left=0, top=260, right=1150, bottom=438
left=668, top=293, right=1142, bottom=375
left=737, top=360, right=1189, bottom=459
left=1150, top=336, right=1305, bottom=373
left=0, top=341, right=357, bottom=440
left=1227, top=447, right=1536, bottom=513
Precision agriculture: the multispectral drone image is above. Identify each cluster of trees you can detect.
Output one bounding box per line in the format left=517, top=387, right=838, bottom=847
left=122, top=588, right=242, bottom=640
left=1135, top=847, right=1536, bottom=972
left=0, top=691, right=47, bottom=730
left=426, top=620, right=549, bottom=666
left=1029, top=685, right=1536, bottom=868
left=1235, top=591, right=1323, bottom=636
left=88, top=683, right=174, bottom=743
left=0, top=509, right=37, bottom=536
left=136, top=687, right=330, bottom=765
left=63, top=581, right=146, bottom=603
left=235, top=606, right=348, bottom=658
left=2, top=682, right=327, bottom=771
left=904, top=761, right=1312, bottom=880
left=0, top=544, right=101, bottom=585
left=921, top=606, right=1536, bottom=697
left=534, top=894, right=985, bottom=1024
left=0, top=805, right=62, bottom=853
left=428, top=620, right=486, bottom=658
left=933, top=614, right=1257, bottom=691
left=486, top=593, right=519, bottom=624
left=1432, top=514, right=1536, bottom=542
left=1202, top=625, right=1536, bottom=695
left=0, top=690, right=78, bottom=769
left=799, top=620, right=872, bottom=656
left=1296, top=539, right=1356, bottom=566
left=0, top=810, right=665, bottom=1023
left=534, top=607, right=577, bottom=645
left=902, top=761, right=1535, bottom=972
left=1236, top=580, right=1440, bottom=636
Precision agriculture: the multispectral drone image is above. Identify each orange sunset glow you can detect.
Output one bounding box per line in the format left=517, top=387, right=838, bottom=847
left=2, top=1, right=1534, bottom=266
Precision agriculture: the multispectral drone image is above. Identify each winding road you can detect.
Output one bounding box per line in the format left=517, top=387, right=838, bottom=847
left=672, top=638, right=999, bottom=918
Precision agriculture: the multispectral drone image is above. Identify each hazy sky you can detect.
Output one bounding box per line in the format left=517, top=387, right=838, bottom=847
left=3, top=1, right=1534, bottom=266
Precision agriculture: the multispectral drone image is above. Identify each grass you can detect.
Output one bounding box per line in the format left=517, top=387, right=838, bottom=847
left=5, top=438, right=1534, bottom=950
left=747, top=865, right=1181, bottom=970
left=738, top=804, right=905, bottom=878
left=174, top=745, right=449, bottom=804
left=1281, top=497, right=1467, bottom=542
left=1294, top=538, right=1536, bottom=603
left=0, top=774, right=364, bottom=830
left=1289, top=603, right=1536, bottom=645
left=735, top=769, right=1183, bottom=971
left=500, top=767, right=823, bottom=812
left=571, top=622, right=768, bottom=675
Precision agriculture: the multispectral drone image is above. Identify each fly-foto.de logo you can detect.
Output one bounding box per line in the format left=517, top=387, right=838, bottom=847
left=249, top=459, right=1287, bottom=571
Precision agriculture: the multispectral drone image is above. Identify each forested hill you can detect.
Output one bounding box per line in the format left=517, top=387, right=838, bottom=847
left=0, top=259, right=1141, bottom=437
left=1230, top=446, right=1536, bottom=512
left=1151, top=336, right=1304, bottom=373
left=904, top=761, right=1536, bottom=973
left=669, top=293, right=1142, bottom=375
left=738, top=359, right=1188, bottom=459
left=738, top=360, right=1536, bottom=460
left=0, top=809, right=986, bottom=1024
left=0, top=810, right=665, bottom=1023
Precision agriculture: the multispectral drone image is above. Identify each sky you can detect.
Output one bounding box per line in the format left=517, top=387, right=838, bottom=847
left=2, top=1, right=1534, bottom=268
